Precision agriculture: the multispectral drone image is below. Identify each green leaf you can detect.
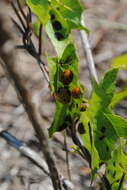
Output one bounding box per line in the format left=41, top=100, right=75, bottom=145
left=59, top=43, right=79, bottom=87
left=85, top=69, right=119, bottom=161
left=59, top=43, right=77, bottom=64
left=47, top=43, right=80, bottom=93
left=48, top=101, right=68, bottom=137
left=58, top=0, right=86, bottom=31
left=60, top=0, right=84, bottom=20
left=105, top=139, right=127, bottom=190
left=47, top=57, right=58, bottom=93
left=110, top=90, right=127, bottom=108
left=94, top=111, right=118, bottom=160
left=26, top=0, right=50, bottom=25
left=46, top=20, right=70, bottom=57
left=48, top=41, right=85, bottom=136
left=100, top=68, right=118, bottom=94
left=105, top=114, right=127, bottom=137
left=111, top=54, right=127, bottom=70
left=80, top=69, right=119, bottom=175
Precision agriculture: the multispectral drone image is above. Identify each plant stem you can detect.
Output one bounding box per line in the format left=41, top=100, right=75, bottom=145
left=80, top=12, right=98, bottom=83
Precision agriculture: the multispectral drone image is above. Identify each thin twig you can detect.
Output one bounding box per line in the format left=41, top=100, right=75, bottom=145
left=38, top=61, right=50, bottom=83
left=38, top=24, right=43, bottom=56
left=0, top=130, right=49, bottom=175
left=64, top=132, right=71, bottom=181
left=69, top=127, right=91, bottom=166
left=11, top=1, right=26, bottom=31
left=80, top=12, right=98, bottom=83
left=16, top=0, right=27, bottom=21
left=28, top=7, right=32, bottom=23
left=11, top=17, right=25, bottom=34
left=0, top=128, right=74, bottom=190
left=11, top=2, right=50, bottom=84
left=118, top=172, right=126, bottom=190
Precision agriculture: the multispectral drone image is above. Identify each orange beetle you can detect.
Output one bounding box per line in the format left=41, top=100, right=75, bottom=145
left=61, top=70, right=73, bottom=85
left=71, top=87, right=81, bottom=98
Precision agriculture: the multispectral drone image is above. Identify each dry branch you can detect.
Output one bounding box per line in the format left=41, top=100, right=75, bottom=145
left=0, top=128, right=74, bottom=190
left=80, top=12, right=98, bottom=83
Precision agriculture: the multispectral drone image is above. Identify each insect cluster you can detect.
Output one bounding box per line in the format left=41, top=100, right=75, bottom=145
left=48, top=10, right=88, bottom=135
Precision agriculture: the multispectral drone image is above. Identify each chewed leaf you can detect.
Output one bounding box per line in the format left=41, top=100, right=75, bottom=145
left=90, top=69, right=118, bottom=109
left=46, top=20, right=70, bottom=57
left=48, top=101, right=68, bottom=137
left=94, top=111, right=118, bottom=161
left=26, top=0, right=50, bottom=25
left=111, top=54, right=127, bottom=70
left=60, top=43, right=77, bottom=64
left=105, top=113, right=127, bottom=138
left=84, top=69, right=118, bottom=162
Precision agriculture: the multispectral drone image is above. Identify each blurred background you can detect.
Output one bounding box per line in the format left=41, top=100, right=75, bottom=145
left=0, top=0, right=127, bottom=189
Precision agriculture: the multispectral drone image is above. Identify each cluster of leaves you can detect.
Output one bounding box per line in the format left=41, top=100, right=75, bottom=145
left=26, top=0, right=127, bottom=189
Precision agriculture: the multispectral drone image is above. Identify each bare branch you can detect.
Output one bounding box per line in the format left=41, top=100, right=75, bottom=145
left=11, top=1, right=26, bottom=31
left=16, top=0, right=27, bottom=21
left=0, top=128, right=74, bottom=190
left=38, top=24, right=43, bottom=56
left=64, top=132, right=71, bottom=181
left=11, top=0, right=49, bottom=84
left=80, top=12, right=98, bottom=83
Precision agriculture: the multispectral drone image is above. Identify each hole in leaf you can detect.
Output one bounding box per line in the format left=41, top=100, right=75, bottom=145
left=99, top=135, right=106, bottom=140
left=66, top=56, right=74, bottom=63
left=76, top=104, right=78, bottom=108
left=52, top=20, right=62, bottom=31
left=101, top=126, right=106, bottom=133
left=116, top=179, right=120, bottom=183
left=57, top=87, right=71, bottom=104
left=58, top=115, right=72, bottom=131
left=113, top=161, right=116, bottom=167
left=106, top=146, right=109, bottom=152
left=55, top=32, right=65, bottom=41
left=77, top=123, right=86, bottom=134
left=113, top=170, right=116, bottom=178
left=50, top=14, right=55, bottom=20
left=60, top=55, right=74, bottom=65
left=99, top=162, right=104, bottom=167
